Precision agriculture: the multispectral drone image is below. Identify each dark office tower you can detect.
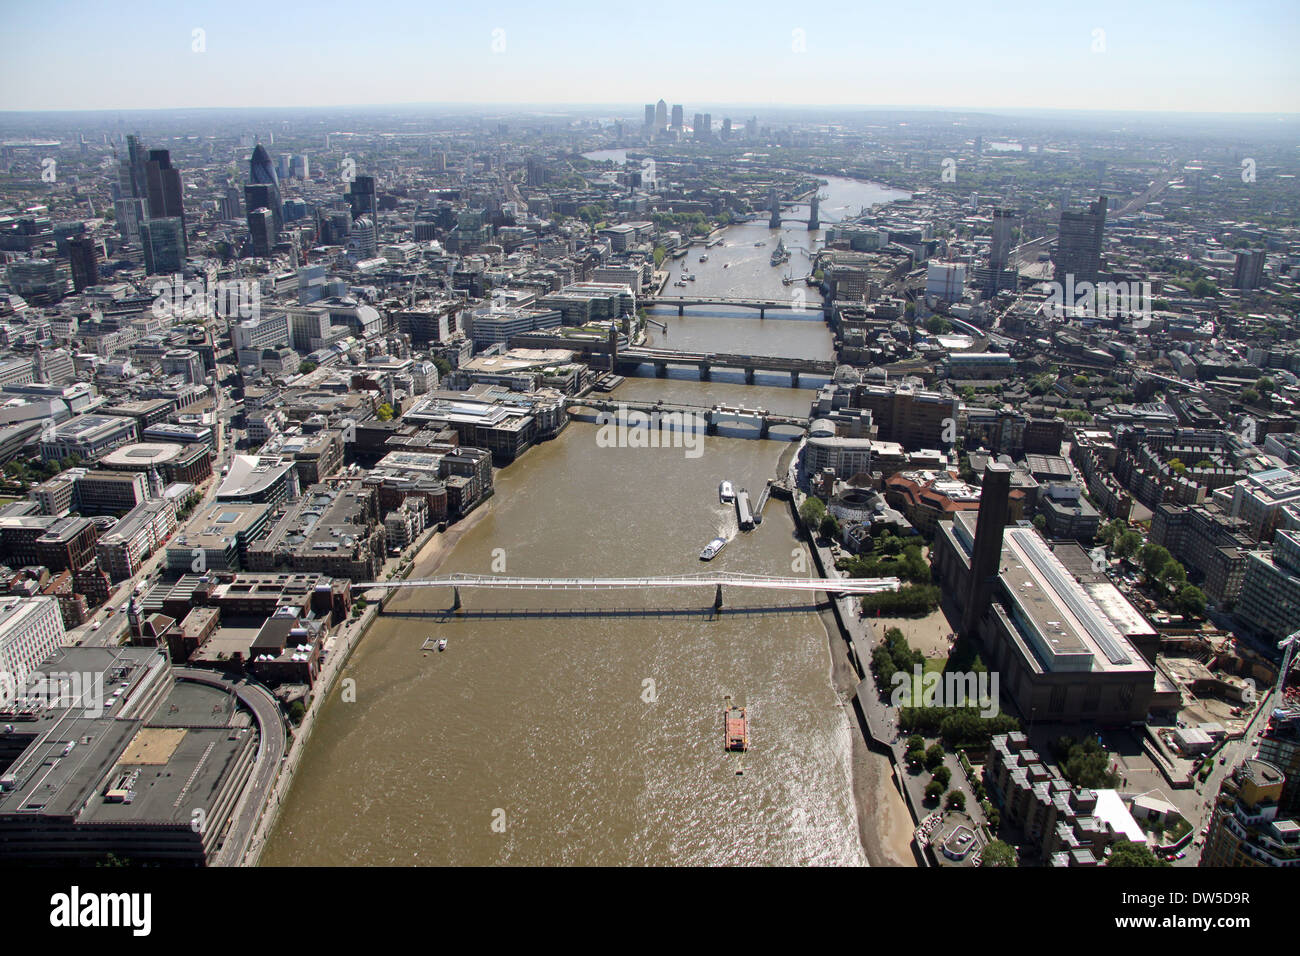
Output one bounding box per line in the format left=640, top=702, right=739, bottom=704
left=961, top=462, right=1012, bottom=640
left=144, top=149, right=187, bottom=258
left=644, top=104, right=655, bottom=129
left=144, top=150, right=183, bottom=218
left=525, top=159, right=548, bottom=187
left=702, top=114, right=712, bottom=141
left=655, top=99, right=668, bottom=132
left=140, top=217, right=186, bottom=275
left=222, top=184, right=243, bottom=220
left=721, top=118, right=732, bottom=141
left=974, top=135, right=983, bottom=156
left=990, top=208, right=1016, bottom=270
left=245, top=184, right=280, bottom=251
left=248, top=208, right=276, bottom=258
left=327, top=210, right=352, bottom=244
left=119, top=134, right=148, bottom=199
left=670, top=104, right=683, bottom=129
left=348, top=175, right=377, bottom=225
left=67, top=236, right=98, bottom=292
left=1054, top=195, right=1107, bottom=285
left=1233, top=249, right=1266, bottom=291
left=249, top=143, right=284, bottom=230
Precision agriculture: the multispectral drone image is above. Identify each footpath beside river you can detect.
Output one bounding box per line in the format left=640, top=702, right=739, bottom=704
left=777, top=439, right=918, bottom=866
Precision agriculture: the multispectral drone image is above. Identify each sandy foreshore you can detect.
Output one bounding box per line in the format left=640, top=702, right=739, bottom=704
left=409, top=493, right=495, bottom=578
left=819, top=604, right=916, bottom=867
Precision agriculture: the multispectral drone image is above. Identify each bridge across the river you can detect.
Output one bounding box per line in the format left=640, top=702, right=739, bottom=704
left=569, top=396, right=806, bottom=437
left=359, top=572, right=900, bottom=613
left=642, top=295, right=821, bottom=318
left=616, top=346, right=836, bottom=386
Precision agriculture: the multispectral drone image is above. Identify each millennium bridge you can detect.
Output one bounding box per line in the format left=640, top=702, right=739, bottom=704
left=357, top=572, right=900, bottom=613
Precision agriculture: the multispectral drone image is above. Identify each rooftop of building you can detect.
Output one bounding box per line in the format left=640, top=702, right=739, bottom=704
left=99, top=441, right=186, bottom=468
left=50, top=413, right=134, bottom=439
left=170, top=502, right=269, bottom=551
left=952, top=512, right=1152, bottom=674
left=1238, top=466, right=1300, bottom=503
left=217, top=455, right=294, bottom=499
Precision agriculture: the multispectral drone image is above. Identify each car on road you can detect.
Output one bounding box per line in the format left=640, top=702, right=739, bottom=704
left=119, top=602, right=128, bottom=613
left=91, top=621, right=101, bottom=630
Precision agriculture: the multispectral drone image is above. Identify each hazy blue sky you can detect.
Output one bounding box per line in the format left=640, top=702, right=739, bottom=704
left=2, top=0, right=1297, bottom=113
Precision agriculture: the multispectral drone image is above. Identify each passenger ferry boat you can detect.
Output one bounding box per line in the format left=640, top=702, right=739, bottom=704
left=718, top=480, right=735, bottom=503
left=699, top=536, right=727, bottom=561
left=723, top=696, right=749, bottom=752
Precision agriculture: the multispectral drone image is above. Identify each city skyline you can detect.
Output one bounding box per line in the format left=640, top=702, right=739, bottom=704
left=2, top=0, right=1299, bottom=898
left=2, top=0, right=1298, bottom=114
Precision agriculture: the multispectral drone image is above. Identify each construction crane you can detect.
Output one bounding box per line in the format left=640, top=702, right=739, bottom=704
left=1274, top=629, right=1300, bottom=700
left=407, top=273, right=428, bottom=309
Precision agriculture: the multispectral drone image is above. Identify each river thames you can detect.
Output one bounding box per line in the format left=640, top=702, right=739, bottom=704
left=261, top=172, right=916, bottom=866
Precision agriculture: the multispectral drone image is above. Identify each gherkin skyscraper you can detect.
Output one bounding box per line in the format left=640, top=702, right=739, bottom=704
left=249, top=143, right=284, bottom=232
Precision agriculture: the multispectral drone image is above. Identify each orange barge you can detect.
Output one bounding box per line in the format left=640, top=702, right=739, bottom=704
left=723, top=696, right=749, bottom=752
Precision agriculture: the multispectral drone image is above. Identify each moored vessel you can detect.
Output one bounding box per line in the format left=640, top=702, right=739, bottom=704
left=723, top=696, right=749, bottom=752
left=735, top=488, right=754, bottom=530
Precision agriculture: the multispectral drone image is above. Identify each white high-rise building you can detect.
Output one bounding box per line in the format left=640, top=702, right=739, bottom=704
left=348, top=217, right=377, bottom=259
left=0, top=598, right=66, bottom=702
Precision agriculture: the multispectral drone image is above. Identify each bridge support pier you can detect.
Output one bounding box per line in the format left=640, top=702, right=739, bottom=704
left=706, top=418, right=718, bottom=436
left=790, top=371, right=800, bottom=388
left=451, top=586, right=462, bottom=613
left=759, top=307, right=765, bottom=319
left=759, top=418, right=770, bottom=439
left=714, top=584, right=724, bottom=613
left=744, top=368, right=755, bottom=385
left=677, top=304, right=684, bottom=316
left=655, top=362, right=667, bottom=377
left=698, top=363, right=710, bottom=381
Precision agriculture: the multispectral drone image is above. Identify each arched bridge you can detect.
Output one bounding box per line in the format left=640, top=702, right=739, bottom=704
left=643, top=295, right=821, bottom=318
left=568, top=397, right=806, bottom=438
left=616, top=346, right=836, bottom=386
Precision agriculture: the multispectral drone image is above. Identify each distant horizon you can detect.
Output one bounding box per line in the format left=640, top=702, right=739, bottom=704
left=3, top=0, right=1297, bottom=114
left=2, top=102, right=1299, bottom=119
